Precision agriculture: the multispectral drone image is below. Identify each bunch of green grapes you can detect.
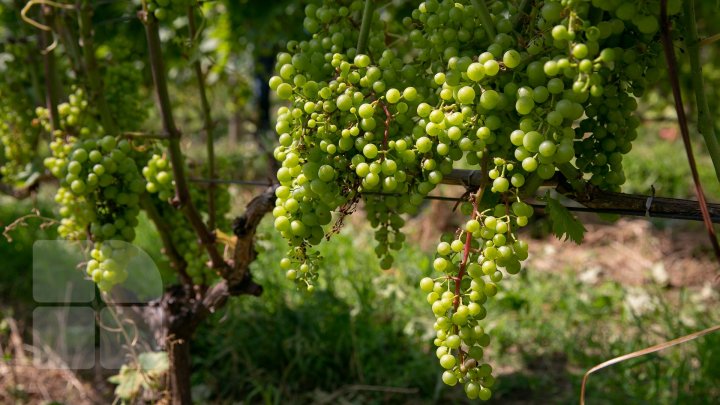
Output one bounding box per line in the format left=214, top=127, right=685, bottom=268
left=86, top=240, right=138, bottom=292
left=104, top=62, right=149, bottom=131
left=143, top=152, right=174, bottom=201
left=145, top=0, right=194, bottom=21
left=41, top=88, right=146, bottom=291
left=0, top=42, right=41, bottom=184
left=271, top=0, right=428, bottom=289
left=0, top=100, right=35, bottom=183
left=271, top=0, right=673, bottom=399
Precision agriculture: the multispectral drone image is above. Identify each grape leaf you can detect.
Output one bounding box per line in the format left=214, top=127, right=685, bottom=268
left=544, top=192, right=586, bottom=244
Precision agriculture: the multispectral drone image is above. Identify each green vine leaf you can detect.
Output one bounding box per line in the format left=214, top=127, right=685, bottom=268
left=544, top=192, right=586, bottom=245
left=108, top=351, right=169, bottom=400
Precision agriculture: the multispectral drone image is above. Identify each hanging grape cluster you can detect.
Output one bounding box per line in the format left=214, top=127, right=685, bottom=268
left=41, top=88, right=146, bottom=291
left=104, top=62, right=150, bottom=132
left=271, top=0, right=671, bottom=399
left=145, top=0, right=194, bottom=21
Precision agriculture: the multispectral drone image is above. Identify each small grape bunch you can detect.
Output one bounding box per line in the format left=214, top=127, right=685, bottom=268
left=146, top=0, right=193, bottom=21
left=87, top=240, right=137, bottom=292
left=142, top=153, right=174, bottom=201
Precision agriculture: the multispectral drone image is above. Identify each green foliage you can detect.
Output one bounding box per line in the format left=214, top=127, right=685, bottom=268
left=490, top=271, right=720, bottom=404
left=0, top=195, right=57, bottom=306
left=108, top=351, right=169, bottom=401
left=544, top=191, right=586, bottom=244
left=192, top=221, right=438, bottom=402
left=622, top=132, right=720, bottom=200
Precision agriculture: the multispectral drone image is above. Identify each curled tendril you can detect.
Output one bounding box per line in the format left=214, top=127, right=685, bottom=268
left=20, top=0, right=75, bottom=53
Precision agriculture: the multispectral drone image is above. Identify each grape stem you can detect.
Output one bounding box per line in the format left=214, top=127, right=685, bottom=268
left=140, top=193, right=191, bottom=285
left=510, top=0, right=530, bottom=30
left=356, top=0, right=374, bottom=55
left=379, top=99, right=391, bottom=159
left=699, top=32, right=720, bottom=47
left=120, top=131, right=170, bottom=140
left=680, top=0, right=720, bottom=182
left=188, top=6, right=217, bottom=231
left=453, top=155, right=489, bottom=365
left=38, top=5, right=60, bottom=132
left=659, top=0, right=720, bottom=264
left=78, top=0, right=117, bottom=133
left=470, top=0, right=496, bottom=40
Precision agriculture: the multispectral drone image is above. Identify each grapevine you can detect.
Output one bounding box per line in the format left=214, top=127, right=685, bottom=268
left=142, top=150, right=232, bottom=285
left=271, top=0, right=675, bottom=399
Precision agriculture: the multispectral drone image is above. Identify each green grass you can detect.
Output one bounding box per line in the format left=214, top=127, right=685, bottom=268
left=622, top=127, right=720, bottom=201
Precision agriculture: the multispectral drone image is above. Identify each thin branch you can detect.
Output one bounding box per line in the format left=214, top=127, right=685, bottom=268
left=21, top=0, right=74, bottom=32
left=120, top=131, right=170, bottom=140
left=189, top=170, right=720, bottom=224
left=139, top=193, right=191, bottom=285
left=356, top=0, right=374, bottom=54
left=681, top=0, right=720, bottom=181
left=140, top=11, right=228, bottom=272
left=510, top=0, right=530, bottom=29
left=38, top=5, right=60, bottom=131
left=699, top=32, right=720, bottom=47
left=188, top=178, right=272, bottom=187
left=55, top=11, right=83, bottom=76
left=0, top=173, right=54, bottom=199
left=470, top=0, right=497, bottom=40
left=187, top=6, right=216, bottom=230
left=78, top=0, right=117, bottom=133
left=378, top=98, right=391, bottom=158
left=452, top=155, right=488, bottom=367
left=660, top=0, right=720, bottom=263
left=580, top=324, right=720, bottom=405
left=192, top=187, right=277, bottom=322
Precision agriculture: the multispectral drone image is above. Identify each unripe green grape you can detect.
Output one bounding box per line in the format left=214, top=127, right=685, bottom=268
left=502, top=49, right=521, bottom=68
left=363, top=144, right=378, bottom=158
left=445, top=332, right=461, bottom=348
left=442, top=371, right=458, bottom=386
left=440, top=354, right=456, bottom=369
left=433, top=257, right=448, bottom=272
left=451, top=239, right=464, bottom=252
left=386, top=88, right=401, bottom=104
left=420, top=277, right=435, bottom=292
left=515, top=96, right=534, bottom=115
left=277, top=83, right=293, bottom=99
left=538, top=140, right=557, bottom=157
